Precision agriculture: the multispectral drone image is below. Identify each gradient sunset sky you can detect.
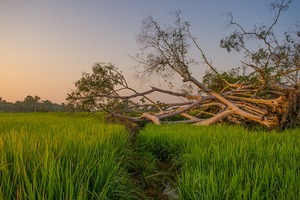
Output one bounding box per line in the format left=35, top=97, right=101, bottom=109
left=1, top=1, right=299, bottom=103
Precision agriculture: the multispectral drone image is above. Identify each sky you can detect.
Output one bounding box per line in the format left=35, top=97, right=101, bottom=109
left=1, top=0, right=299, bottom=103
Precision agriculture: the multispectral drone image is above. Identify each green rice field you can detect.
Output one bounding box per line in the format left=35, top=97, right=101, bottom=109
left=137, top=124, right=300, bottom=199
left=0, top=113, right=299, bottom=199
left=0, top=113, right=139, bottom=200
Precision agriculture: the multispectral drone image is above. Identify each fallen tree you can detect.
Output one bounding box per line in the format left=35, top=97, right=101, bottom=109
left=67, top=0, right=300, bottom=130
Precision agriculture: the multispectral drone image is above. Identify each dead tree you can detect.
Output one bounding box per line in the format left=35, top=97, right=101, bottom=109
left=67, top=0, right=300, bottom=130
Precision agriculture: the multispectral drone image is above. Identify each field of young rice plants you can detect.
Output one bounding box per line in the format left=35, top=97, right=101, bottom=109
left=1, top=113, right=299, bottom=199
left=137, top=124, right=300, bottom=199
left=0, top=113, right=139, bottom=200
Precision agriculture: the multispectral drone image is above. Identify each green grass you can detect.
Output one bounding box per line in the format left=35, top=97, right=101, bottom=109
left=137, top=124, right=300, bottom=199
left=1, top=113, right=299, bottom=199
left=0, top=113, right=139, bottom=200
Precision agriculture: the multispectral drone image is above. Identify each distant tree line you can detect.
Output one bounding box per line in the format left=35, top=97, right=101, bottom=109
left=0, top=95, right=83, bottom=113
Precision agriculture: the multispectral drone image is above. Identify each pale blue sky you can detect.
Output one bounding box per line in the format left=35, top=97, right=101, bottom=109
left=1, top=0, right=299, bottom=103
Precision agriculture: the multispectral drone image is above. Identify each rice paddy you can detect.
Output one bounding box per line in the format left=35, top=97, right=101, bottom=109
left=0, top=113, right=139, bottom=200
left=137, top=124, right=300, bottom=199
left=0, top=113, right=299, bottom=199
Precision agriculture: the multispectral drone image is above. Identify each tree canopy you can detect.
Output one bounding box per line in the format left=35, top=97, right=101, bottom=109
left=67, top=0, right=299, bottom=130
